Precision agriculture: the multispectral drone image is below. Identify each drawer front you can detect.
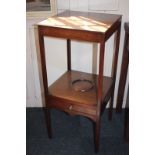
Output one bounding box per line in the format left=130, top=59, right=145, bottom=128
left=47, top=96, right=96, bottom=116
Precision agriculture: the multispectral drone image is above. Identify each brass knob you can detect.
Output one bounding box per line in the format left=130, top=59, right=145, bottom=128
left=69, top=105, right=72, bottom=110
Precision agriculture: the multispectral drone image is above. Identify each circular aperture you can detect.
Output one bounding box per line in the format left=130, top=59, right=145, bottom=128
left=71, top=79, right=94, bottom=92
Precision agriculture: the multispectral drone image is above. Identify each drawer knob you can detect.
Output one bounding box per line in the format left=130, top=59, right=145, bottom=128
left=69, top=105, right=72, bottom=110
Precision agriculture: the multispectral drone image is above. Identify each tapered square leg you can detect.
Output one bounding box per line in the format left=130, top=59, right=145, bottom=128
left=44, top=108, right=52, bottom=138
left=94, top=120, right=101, bottom=153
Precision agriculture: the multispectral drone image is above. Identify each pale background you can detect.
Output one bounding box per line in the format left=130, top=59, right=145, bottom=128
left=2, top=1, right=155, bottom=155
left=26, top=0, right=129, bottom=107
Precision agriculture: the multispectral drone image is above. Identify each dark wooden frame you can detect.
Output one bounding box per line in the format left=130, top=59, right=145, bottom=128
left=37, top=11, right=122, bottom=153
left=116, top=22, right=129, bottom=113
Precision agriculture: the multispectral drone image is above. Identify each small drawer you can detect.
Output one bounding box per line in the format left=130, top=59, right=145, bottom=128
left=47, top=96, right=96, bottom=116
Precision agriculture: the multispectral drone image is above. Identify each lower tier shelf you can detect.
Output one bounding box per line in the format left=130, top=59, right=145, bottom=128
left=48, top=70, right=113, bottom=106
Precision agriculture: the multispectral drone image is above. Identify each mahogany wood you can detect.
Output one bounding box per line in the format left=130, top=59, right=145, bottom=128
left=48, top=71, right=113, bottom=106
left=94, top=40, right=105, bottom=151
left=38, top=33, right=48, bottom=97
left=37, top=11, right=122, bottom=153
left=109, top=25, right=121, bottom=120
left=38, top=11, right=122, bottom=42
left=44, top=108, right=52, bottom=138
left=116, top=22, right=129, bottom=113
left=67, top=39, right=71, bottom=70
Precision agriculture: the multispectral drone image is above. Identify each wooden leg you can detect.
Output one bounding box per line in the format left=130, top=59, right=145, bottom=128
left=109, top=86, right=114, bottom=120
left=67, top=39, right=71, bottom=71
left=116, top=24, right=128, bottom=113
left=94, top=119, right=101, bottom=153
left=44, top=108, right=52, bottom=138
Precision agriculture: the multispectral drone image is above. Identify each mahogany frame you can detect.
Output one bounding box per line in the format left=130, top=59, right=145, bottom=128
left=37, top=11, right=121, bottom=153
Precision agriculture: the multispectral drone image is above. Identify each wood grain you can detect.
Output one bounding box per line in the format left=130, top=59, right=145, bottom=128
left=48, top=70, right=113, bottom=106
left=37, top=11, right=122, bottom=153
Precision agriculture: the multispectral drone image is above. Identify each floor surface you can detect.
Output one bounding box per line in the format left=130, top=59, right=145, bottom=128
left=26, top=108, right=129, bottom=155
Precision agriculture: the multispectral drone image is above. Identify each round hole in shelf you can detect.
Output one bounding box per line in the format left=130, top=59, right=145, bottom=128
left=71, top=79, right=94, bottom=92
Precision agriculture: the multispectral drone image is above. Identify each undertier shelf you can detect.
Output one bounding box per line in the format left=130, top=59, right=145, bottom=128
left=48, top=70, right=113, bottom=106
